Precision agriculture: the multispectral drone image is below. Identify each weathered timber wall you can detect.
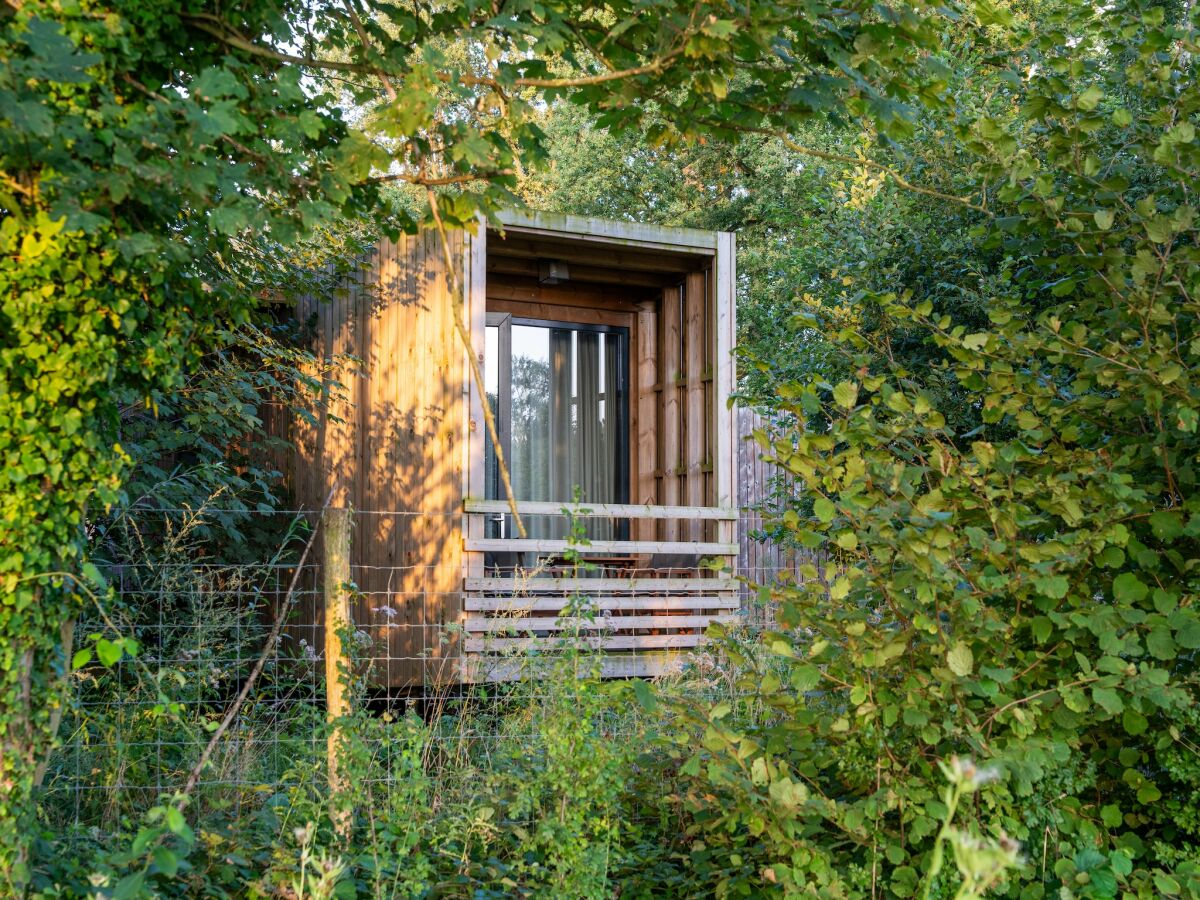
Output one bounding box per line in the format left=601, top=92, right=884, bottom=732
left=287, top=231, right=467, bottom=686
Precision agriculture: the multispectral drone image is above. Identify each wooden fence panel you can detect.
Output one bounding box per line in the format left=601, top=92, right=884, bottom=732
left=735, top=407, right=833, bottom=620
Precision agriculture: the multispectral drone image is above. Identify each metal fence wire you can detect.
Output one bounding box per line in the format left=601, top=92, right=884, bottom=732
left=39, top=496, right=828, bottom=837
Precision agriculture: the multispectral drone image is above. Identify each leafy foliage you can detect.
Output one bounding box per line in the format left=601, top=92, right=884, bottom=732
left=0, top=4, right=374, bottom=878
left=670, top=0, right=1200, bottom=895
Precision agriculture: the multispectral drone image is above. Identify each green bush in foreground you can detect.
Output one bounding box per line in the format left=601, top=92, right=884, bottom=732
left=669, top=0, right=1200, bottom=896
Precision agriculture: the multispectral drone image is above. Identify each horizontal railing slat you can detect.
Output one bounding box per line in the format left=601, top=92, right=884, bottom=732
left=465, top=614, right=738, bottom=633
left=463, top=499, right=738, bottom=520
left=465, top=633, right=706, bottom=653
left=464, top=595, right=740, bottom=612
left=464, top=577, right=736, bottom=593
left=463, top=538, right=738, bottom=555
left=460, top=653, right=684, bottom=683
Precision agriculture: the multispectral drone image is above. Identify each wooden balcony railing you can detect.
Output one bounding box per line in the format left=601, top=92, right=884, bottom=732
left=459, top=498, right=741, bottom=681
left=463, top=499, right=738, bottom=519
left=461, top=499, right=739, bottom=556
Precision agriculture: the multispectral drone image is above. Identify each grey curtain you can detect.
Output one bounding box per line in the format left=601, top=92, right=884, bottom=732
left=503, top=326, right=622, bottom=544
left=575, top=333, right=613, bottom=539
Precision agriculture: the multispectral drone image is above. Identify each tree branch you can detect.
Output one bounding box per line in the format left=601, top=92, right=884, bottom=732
left=370, top=169, right=514, bottom=186
left=342, top=0, right=398, bottom=102
left=183, top=13, right=688, bottom=92
left=425, top=189, right=527, bottom=539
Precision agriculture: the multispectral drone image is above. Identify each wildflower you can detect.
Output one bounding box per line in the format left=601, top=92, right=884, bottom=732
left=943, top=755, right=1001, bottom=790
left=372, top=605, right=397, bottom=619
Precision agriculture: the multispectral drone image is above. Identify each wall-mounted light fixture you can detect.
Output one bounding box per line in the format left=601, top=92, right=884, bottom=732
left=538, top=258, right=569, bottom=285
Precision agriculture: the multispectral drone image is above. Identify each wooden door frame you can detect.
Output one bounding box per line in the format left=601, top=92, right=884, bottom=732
left=461, top=214, right=737, bottom=581
left=483, top=297, right=637, bottom=506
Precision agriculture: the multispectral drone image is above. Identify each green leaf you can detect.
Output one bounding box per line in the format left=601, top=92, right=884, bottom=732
left=80, top=561, right=107, bottom=589
left=72, top=648, right=93, bottom=669
left=1033, top=575, right=1069, bottom=599
left=1146, top=216, right=1173, bottom=244
left=768, top=776, right=808, bottom=809
left=165, top=806, right=186, bottom=834
left=1145, top=626, right=1176, bottom=660
left=1077, top=84, right=1104, bottom=111
left=192, top=66, right=243, bottom=100
left=1123, top=708, right=1148, bottom=735
left=751, top=756, right=768, bottom=786
left=1176, top=617, right=1200, bottom=649
left=1110, top=852, right=1132, bottom=877
left=1089, top=869, right=1118, bottom=895
left=832, top=381, right=858, bottom=409
left=1137, top=781, right=1161, bottom=803
left=973, top=0, right=1015, bottom=25
left=95, top=638, right=123, bottom=667
left=1093, top=209, right=1115, bottom=230
left=1153, top=589, right=1178, bottom=614
left=701, top=17, right=738, bottom=37
left=947, top=642, right=974, bottom=677
left=153, top=846, right=178, bottom=877
left=631, top=679, right=658, bottom=713
left=209, top=206, right=248, bottom=236
left=1149, top=510, right=1183, bottom=540
left=1092, top=686, right=1124, bottom=715
left=131, top=826, right=159, bottom=857
left=1112, top=573, right=1148, bottom=604
left=813, top=497, right=836, bottom=523
left=112, top=872, right=145, bottom=900
left=791, top=664, right=821, bottom=692
left=1155, top=874, right=1182, bottom=895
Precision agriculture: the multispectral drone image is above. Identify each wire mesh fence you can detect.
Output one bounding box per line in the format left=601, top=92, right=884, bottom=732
left=39, top=503, right=826, bottom=840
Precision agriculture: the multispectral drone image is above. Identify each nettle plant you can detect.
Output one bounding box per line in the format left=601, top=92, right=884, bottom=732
left=675, top=1, right=1200, bottom=897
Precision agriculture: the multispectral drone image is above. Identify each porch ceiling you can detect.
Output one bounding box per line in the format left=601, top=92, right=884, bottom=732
left=486, top=227, right=712, bottom=289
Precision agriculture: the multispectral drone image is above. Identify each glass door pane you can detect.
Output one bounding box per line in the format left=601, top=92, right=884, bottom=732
left=486, top=318, right=628, bottom=543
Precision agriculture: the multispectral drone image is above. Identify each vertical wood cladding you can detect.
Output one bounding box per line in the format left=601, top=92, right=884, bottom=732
left=289, top=232, right=465, bottom=687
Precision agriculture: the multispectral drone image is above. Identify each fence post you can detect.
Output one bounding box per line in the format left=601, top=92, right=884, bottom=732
left=323, top=506, right=352, bottom=838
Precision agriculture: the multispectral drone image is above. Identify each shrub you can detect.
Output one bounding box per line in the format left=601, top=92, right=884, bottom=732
left=671, top=0, right=1200, bottom=896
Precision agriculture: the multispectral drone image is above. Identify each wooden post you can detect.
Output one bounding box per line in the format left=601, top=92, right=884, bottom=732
left=716, top=232, right=737, bottom=576
left=635, top=300, right=659, bottom=541
left=684, top=271, right=707, bottom=543
left=323, top=506, right=352, bottom=837
left=659, top=285, right=682, bottom=542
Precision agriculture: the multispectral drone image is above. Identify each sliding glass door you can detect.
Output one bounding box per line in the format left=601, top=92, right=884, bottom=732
left=484, top=315, right=629, bottom=541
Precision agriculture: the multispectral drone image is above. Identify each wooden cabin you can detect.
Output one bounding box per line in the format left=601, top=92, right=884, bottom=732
left=287, top=211, right=738, bottom=685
